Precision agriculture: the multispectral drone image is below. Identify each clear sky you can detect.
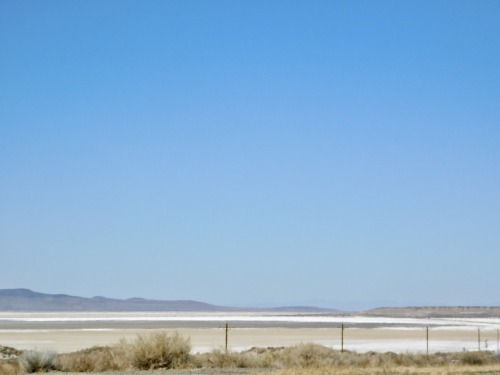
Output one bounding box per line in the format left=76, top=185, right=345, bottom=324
left=1, top=1, right=499, bottom=310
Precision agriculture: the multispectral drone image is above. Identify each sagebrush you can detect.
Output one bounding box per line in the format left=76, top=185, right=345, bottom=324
left=55, top=346, right=127, bottom=372
left=120, top=331, right=192, bottom=370
left=19, top=350, right=56, bottom=373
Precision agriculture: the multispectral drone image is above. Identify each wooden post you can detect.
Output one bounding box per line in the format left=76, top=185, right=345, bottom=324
left=225, top=322, right=229, bottom=353
left=341, top=323, right=344, bottom=353
left=497, top=328, right=499, bottom=352
left=426, top=326, right=429, bottom=356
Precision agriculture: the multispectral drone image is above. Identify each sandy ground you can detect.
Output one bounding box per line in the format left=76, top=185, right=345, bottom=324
left=2, top=326, right=499, bottom=354
left=1, top=313, right=499, bottom=354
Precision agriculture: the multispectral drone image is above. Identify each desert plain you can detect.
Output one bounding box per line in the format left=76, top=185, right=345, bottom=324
left=1, top=312, right=499, bottom=354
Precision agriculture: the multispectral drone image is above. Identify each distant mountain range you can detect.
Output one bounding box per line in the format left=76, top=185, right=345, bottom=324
left=0, top=289, right=221, bottom=312
left=2, top=290, right=498, bottom=317
left=0, top=289, right=337, bottom=312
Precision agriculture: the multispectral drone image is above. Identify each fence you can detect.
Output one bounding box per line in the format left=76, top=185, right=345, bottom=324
left=1, top=315, right=500, bottom=354
left=216, top=323, right=500, bottom=355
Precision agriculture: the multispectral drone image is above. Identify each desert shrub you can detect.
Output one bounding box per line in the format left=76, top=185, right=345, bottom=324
left=0, top=347, right=22, bottom=360
left=55, top=346, right=127, bottom=372
left=18, top=350, right=56, bottom=373
left=196, top=348, right=266, bottom=368
left=494, top=351, right=500, bottom=363
left=212, top=344, right=340, bottom=369
left=121, top=331, right=191, bottom=370
left=194, top=345, right=500, bottom=370
left=259, top=344, right=338, bottom=368
left=197, top=349, right=238, bottom=368
left=458, top=351, right=495, bottom=366
left=360, top=351, right=431, bottom=368
left=425, top=352, right=450, bottom=367
left=289, top=343, right=335, bottom=367
left=0, top=361, right=21, bottom=375
left=242, top=347, right=278, bottom=368
left=395, top=352, right=430, bottom=367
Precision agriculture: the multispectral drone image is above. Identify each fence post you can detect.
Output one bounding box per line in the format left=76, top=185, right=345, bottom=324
left=426, top=326, right=429, bottom=356
left=225, top=322, right=229, bottom=353
left=341, top=323, right=344, bottom=353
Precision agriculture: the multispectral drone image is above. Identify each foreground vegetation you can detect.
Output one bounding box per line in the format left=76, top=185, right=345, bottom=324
left=2, top=332, right=500, bottom=374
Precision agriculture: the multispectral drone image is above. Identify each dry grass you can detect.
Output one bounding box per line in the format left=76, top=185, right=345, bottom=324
left=258, top=364, right=500, bottom=375
left=4, top=332, right=500, bottom=373
left=247, top=347, right=500, bottom=375
left=195, top=348, right=270, bottom=368
left=55, top=346, right=128, bottom=372
left=0, top=361, right=21, bottom=375
left=0, top=346, right=21, bottom=361
left=0, top=345, right=22, bottom=375
left=193, top=344, right=500, bottom=370
left=119, top=331, right=192, bottom=370
left=46, top=332, right=192, bottom=372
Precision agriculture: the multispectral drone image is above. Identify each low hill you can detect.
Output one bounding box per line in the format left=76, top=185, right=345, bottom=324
left=0, top=289, right=337, bottom=312
left=363, top=306, right=500, bottom=318
left=0, top=289, right=225, bottom=312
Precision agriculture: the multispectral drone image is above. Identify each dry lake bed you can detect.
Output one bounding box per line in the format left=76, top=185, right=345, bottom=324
left=1, top=312, right=499, bottom=354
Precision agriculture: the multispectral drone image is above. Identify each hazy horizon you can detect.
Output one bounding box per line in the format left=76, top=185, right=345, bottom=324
left=1, top=1, right=499, bottom=309
left=3, top=287, right=500, bottom=312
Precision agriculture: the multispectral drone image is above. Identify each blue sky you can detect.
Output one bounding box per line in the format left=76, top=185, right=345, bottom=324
left=1, top=1, right=499, bottom=310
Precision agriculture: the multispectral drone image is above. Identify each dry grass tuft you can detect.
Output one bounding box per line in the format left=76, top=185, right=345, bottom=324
left=457, top=350, right=496, bottom=366
left=0, top=346, right=22, bottom=375
left=120, top=331, right=192, bottom=370
left=0, top=361, right=21, bottom=375
left=195, top=348, right=268, bottom=368
left=0, top=347, right=22, bottom=361
left=55, top=346, right=128, bottom=372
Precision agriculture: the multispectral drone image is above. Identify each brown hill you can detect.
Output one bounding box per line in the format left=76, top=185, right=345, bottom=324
left=363, top=306, right=500, bottom=318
